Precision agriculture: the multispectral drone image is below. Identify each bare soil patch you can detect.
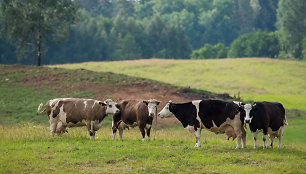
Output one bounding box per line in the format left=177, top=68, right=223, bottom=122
left=6, top=65, right=233, bottom=126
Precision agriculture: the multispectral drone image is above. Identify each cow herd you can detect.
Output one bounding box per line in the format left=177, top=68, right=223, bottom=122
left=37, top=98, right=288, bottom=149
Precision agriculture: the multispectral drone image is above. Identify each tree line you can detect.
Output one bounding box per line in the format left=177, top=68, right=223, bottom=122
left=0, top=0, right=305, bottom=65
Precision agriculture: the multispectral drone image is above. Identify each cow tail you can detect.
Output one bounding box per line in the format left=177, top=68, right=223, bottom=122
left=37, top=103, right=46, bottom=114
left=284, top=115, right=288, bottom=126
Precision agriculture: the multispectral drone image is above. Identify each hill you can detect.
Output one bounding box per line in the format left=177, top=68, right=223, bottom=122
left=51, top=58, right=306, bottom=110
left=0, top=64, right=305, bottom=173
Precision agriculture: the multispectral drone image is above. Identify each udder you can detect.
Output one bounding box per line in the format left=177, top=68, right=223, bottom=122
left=225, top=125, right=237, bottom=140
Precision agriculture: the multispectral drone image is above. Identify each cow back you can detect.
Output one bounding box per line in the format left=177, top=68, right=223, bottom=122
left=115, top=100, right=149, bottom=125
left=198, top=100, right=239, bottom=129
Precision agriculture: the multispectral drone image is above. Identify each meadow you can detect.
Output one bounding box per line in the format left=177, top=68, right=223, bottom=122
left=51, top=58, right=306, bottom=110
left=0, top=63, right=306, bottom=173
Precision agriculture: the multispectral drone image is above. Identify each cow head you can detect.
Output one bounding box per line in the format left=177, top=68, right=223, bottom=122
left=99, top=99, right=120, bottom=115
left=158, top=100, right=175, bottom=118
left=242, top=103, right=257, bottom=124
left=143, top=99, right=160, bottom=117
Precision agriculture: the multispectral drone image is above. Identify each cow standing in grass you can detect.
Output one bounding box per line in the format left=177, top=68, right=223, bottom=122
left=241, top=101, right=288, bottom=148
left=37, top=98, right=119, bottom=139
left=158, top=100, right=246, bottom=148
left=112, top=99, right=160, bottom=141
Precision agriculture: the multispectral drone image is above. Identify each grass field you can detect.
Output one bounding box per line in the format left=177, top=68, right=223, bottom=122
left=1, top=64, right=306, bottom=173
left=1, top=124, right=306, bottom=173
left=51, top=58, right=306, bottom=110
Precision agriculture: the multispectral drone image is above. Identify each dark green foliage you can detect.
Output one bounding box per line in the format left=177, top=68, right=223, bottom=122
left=2, top=0, right=305, bottom=64
left=0, top=0, right=78, bottom=65
left=191, top=43, right=228, bottom=59
left=277, top=0, right=306, bottom=59
left=228, top=32, right=280, bottom=58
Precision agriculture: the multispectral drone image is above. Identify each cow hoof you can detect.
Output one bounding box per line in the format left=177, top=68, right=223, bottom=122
left=195, top=143, right=201, bottom=147
left=235, top=146, right=241, bottom=149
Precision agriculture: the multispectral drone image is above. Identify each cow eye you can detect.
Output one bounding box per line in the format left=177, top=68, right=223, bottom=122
left=109, top=105, right=112, bottom=108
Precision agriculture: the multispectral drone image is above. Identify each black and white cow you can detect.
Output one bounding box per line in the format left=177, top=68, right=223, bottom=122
left=158, top=100, right=246, bottom=148
left=241, top=101, right=288, bottom=148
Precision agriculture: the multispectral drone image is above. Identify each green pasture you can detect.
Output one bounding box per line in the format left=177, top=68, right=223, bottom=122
left=51, top=58, right=306, bottom=110
left=1, top=123, right=306, bottom=174
left=1, top=64, right=305, bottom=173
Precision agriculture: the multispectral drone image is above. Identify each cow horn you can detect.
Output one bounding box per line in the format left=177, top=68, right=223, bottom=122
left=252, top=103, right=256, bottom=107
left=168, top=100, right=172, bottom=103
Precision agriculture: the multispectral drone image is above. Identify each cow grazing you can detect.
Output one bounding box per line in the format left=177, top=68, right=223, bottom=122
left=37, top=98, right=119, bottom=139
left=158, top=100, right=246, bottom=148
left=242, top=101, right=288, bottom=148
left=112, top=99, right=160, bottom=141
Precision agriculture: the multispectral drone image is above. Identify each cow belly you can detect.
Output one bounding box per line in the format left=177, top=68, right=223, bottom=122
left=206, top=114, right=241, bottom=140
left=119, top=121, right=137, bottom=130
left=255, top=127, right=283, bottom=138
left=66, top=120, right=87, bottom=127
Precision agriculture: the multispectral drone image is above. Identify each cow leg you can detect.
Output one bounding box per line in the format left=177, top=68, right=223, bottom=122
left=236, top=133, right=242, bottom=149
left=252, top=132, right=258, bottom=149
left=242, top=129, right=247, bottom=148
left=49, top=117, right=58, bottom=137
left=278, top=127, right=284, bottom=148
left=146, top=126, right=151, bottom=141
left=194, top=127, right=201, bottom=147
left=263, top=134, right=267, bottom=148
left=89, top=121, right=95, bottom=140
left=112, top=128, right=117, bottom=140
left=269, top=135, right=274, bottom=148
left=112, top=120, right=117, bottom=140
left=118, top=127, right=123, bottom=141
left=139, top=126, right=146, bottom=141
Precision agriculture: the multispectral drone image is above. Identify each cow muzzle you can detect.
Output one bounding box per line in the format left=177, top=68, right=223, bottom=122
left=149, top=113, right=154, bottom=117
left=245, top=119, right=251, bottom=124
left=115, top=109, right=120, bottom=114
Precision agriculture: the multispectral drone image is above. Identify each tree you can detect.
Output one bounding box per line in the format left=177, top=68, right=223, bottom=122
left=191, top=43, right=228, bottom=59
left=0, top=0, right=78, bottom=66
left=228, top=32, right=280, bottom=58
left=277, top=0, right=306, bottom=59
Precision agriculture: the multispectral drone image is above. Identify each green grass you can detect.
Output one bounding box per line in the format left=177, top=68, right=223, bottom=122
left=0, top=124, right=305, bottom=173
left=51, top=58, right=306, bottom=110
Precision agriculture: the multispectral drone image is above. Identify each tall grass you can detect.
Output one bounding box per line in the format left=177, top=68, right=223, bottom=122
left=51, top=58, right=306, bottom=110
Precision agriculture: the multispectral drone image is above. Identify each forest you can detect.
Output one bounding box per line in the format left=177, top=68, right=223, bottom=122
left=0, top=0, right=305, bottom=65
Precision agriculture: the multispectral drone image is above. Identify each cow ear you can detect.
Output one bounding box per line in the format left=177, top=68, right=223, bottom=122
left=156, top=101, right=161, bottom=105
left=99, top=101, right=106, bottom=106
left=143, top=100, right=148, bottom=105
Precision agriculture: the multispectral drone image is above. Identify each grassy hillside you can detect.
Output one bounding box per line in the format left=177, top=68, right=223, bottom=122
left=1, top=65, right=305, bottom=173
left=51, top=58, right=306, bottom=110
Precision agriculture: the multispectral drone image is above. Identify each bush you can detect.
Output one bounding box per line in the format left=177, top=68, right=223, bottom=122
left=191, top=43, right=228, bottom=59
left=228, top=32, right=280, bottom=58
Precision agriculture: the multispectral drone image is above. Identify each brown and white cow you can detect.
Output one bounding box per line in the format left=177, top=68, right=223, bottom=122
left=37, top=98, right=119, bottom=139
left=158, top=100, right=246, bottom=148
left=241, top=101, right=288, bottom=148
left=112, top=99, right=160, bottom=141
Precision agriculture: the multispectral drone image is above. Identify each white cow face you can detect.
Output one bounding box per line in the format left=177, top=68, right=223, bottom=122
left=158, top=101, right=175, bottom=118
left=100, top=99, right=120, bottom=115
left=243, top=104, right=254, bottom=124
left=143, top=99, right=160, bottom=117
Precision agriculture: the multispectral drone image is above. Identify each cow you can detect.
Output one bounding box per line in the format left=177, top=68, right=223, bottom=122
left=241, top=101, right=288, bottom=148
left=158, top=100, right=246, bottom=148
left=112, top=99, right=160, bottom=141
left=37, top=98, right=119, bottom=139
